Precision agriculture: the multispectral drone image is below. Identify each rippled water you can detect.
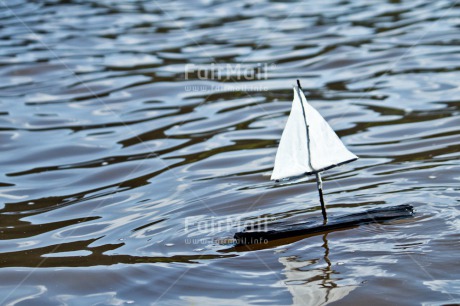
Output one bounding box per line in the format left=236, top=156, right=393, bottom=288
left=1, top=0, right=459, bottom=305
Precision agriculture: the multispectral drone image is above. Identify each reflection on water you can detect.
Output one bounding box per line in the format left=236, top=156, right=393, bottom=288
left=0, top=0, right=460, bottom=304
left=280, top=234, right=357, bottom=306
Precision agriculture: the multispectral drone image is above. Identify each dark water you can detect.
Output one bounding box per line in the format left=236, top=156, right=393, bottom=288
left=1, top=0, right=459, bottom=305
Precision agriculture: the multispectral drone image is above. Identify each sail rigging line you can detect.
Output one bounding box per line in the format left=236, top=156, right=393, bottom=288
left=295, top=84, right=315, bottom=172
left=296, top=80, right=327, bottom=221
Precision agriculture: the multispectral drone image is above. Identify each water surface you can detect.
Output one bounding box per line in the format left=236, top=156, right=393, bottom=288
left=0, top=0, right=459, bottom=305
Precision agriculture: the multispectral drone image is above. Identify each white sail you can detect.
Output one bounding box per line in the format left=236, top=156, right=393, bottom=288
left=271, top=86, right=357, bottom=181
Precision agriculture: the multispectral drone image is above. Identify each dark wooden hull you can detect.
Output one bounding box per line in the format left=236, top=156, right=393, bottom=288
left=234, top=204, right=414, bottom=245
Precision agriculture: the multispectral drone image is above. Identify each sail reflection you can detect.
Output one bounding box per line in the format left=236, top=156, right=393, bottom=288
left=279, top=234, right=357, bottom=305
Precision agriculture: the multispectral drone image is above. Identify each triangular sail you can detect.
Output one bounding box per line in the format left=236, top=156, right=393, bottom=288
left=271, top=87, right=357, bottom=181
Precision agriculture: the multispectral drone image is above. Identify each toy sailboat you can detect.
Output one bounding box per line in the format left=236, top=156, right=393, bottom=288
left=233, top=80, right=414, bottom=245
left=271, top=80, right=357, bottom=221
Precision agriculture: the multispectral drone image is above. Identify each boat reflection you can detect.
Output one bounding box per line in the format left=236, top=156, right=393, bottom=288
left=279, top=234, right=356, bottom=305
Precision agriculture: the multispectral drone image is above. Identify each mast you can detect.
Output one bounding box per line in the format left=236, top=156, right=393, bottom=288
left=316, top=172, right=327, bottom=222
left=296, top=79, right=328, bottom=222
